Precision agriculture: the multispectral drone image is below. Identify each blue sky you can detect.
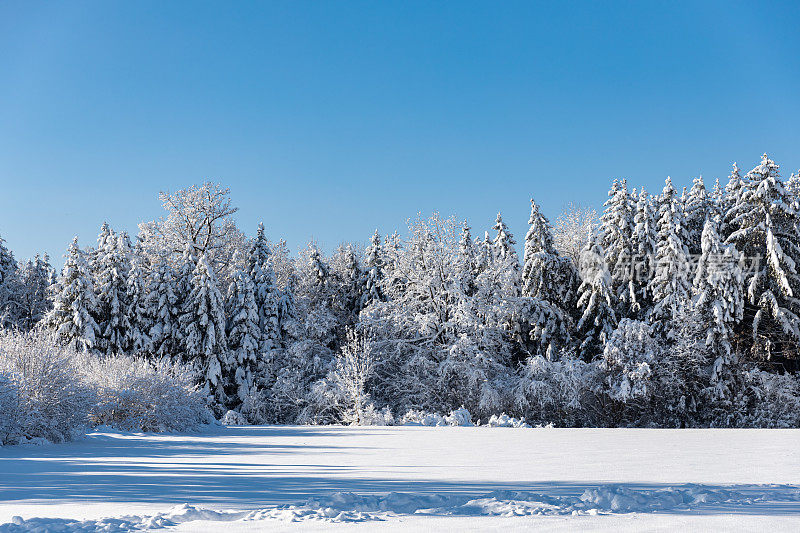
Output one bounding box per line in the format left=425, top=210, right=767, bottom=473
left=2, top=1, right=799, bottom=266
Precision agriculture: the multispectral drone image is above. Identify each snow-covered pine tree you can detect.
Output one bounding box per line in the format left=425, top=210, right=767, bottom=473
left=89, top=222, right=114, bottom=279
left=330, top=243, right=363, bottom=323
left=181, top=253, right=229, bottom=405
left=684, top=176, right=711, bottom=255
left=600, top=179, right=637, bottom=318
left=725, top=154, right=800, bottom=362
left=95, top=231, right=133, bottom=354
left=16, top=254, right=54, bottom=330
left=492, top=212, right=521, bottom=296
left=46, top=237, right=99, bottom=352
left=721, top=163, right=744, bottom=239
left=692, top=216, right=744, bottom=423
left=631, top=188, right=656, bottom=318
left=361, top=230, right=385, bottom=308
left=146, top=258, right=180, bottom=357
left=247, top=224, right=280, bottom=356
left=456, top=222, right=477, bottom=297
left=0, top=234, right=19, bottom=327
left=648, top=177, right=692, bottom=336
left=226, top=265, right=260, bottom=407
left=576, top=230, right=617, bottom=359
left=123, top=258, right=151, bottom=355
left=521, top=198, right=579, bottom=315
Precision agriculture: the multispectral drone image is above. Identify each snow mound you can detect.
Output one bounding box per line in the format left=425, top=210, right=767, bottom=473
left=3, top=486, right=799, bottom=531
left=483, top=413, right=530, bottom=427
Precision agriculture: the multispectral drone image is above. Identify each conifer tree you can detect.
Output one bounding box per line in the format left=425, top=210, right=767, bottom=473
left=601, top=179, right=637, bottom=317
left=123, top=259, right=151, bottom=355
left=16, top=254, right=54, bottom=330
left=648, top=177, right=691, bottom=336
left=95, top=232, right=132, bottom=355
left=361, top=230, right=385, bottom=307
left=46, top=237, right=99, bottom=352
left=0, top=234, right=19, bottom=327
left=692, top=217, right=744, bottom=417
left=725, top=154, right=800, bottom=358
left=684, top=177, right=711, bottom=255
left=226, top=267, right=260, bottom=406
left=631, top=188, right=656, bottom=317
left=181, top=254, right=229, bottom=404
left=576, top=231, right=617, bottom=358
left=492, top=212, right=520, bottom=295
left=521, top=198, right=579, bottom=315
left=147, top=258, right=180, bottom=357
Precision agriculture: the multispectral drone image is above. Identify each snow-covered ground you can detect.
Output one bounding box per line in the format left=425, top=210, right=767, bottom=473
left=1, top=426, right=799, bottom=531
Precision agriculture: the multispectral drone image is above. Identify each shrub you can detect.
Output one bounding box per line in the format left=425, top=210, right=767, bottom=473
left=81, top=355, right=211, bottom=432
left=0, top=330, right=94, bottom=444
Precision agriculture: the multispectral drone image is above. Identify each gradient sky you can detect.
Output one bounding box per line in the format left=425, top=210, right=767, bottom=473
left=2, top=1, right=799, bottom=267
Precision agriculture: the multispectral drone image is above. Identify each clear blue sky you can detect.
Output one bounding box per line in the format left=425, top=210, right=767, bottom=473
left=2, top=1, right=799, bottom=266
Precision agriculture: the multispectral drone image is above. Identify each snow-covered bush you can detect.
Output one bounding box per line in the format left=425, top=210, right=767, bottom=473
left=358, top=404, right=395, bottom=426
left=0, top=330, right=94, bottom=444
left=735, top=367, right=800, bottom=428
left=400, top=409, right=447, bottom=426
left=597, top=319, right=662, bottom=425
left=445, top=407, right=474, bottom=426
left=221, top=409, right=249, bottom=426
left=515, top=353, right=598, bottom=427
left=483, top=413, right=530, bottom=428
left=82, top=355, right=210, bottom=432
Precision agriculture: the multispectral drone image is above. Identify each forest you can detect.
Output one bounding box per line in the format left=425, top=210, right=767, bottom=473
left=1, top=153, right=799, bottom=439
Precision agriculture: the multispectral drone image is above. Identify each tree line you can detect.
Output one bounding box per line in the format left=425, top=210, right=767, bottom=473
left=1, top=154, right=799, bottom=427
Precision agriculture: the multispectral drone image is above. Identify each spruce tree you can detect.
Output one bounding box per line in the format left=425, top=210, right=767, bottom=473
left=46, top=237, right=99, bottom=352
left=95, top=232, right=133, bottom=355
left=361, top=229, right=385, bottom=307
left=631, top=188, right=656, bottom=318
left=123, top=259, right=152, bottom=355
left=492, top=212, right=520, bottom=295
left=684, top=176, right=711, bottom=255
left=226, top=267, right=260, bottom=406
left=692, top=217, right=744, bottom=419
left=0, top=234, right=19, bottom=327
left=600, top=179, right=636, bottom=317
left=576, top=231, right=617, bottom=359
left=181, top=254, right=229, bottom=405
left=648, top=177, right=691, bottom=336
left=725, top=154, right=800, bottom=359
left=521, top=198, right=579, bottom=315
left=147, top=258, right=180, bottom=357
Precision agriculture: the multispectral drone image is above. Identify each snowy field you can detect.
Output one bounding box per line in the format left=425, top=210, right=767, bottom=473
left=1, top=426, right=799, bottom=532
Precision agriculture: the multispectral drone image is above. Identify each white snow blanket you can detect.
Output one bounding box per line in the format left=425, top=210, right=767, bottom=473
left=1, top=426, right=799, bottom=531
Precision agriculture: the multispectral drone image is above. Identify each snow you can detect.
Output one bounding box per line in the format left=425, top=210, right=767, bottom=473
left=1, top=426, right=799, bottom=531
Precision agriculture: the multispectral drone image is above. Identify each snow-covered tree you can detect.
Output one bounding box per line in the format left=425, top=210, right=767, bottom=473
left=725, top=154, right=800, bottom=360
left=138, top=182, right=247, bottom=281
left=95, top=232, right=133, bottom=355
left=332, top=329, right=375, bottom=425
left=361, top=230, right=385, bottom=308
left=146, top=258, right=180, bottom=357
left=600, top=179, right=637, bottom=317
left=180, top=254, right=228, bottom=405
left=123, top=259, right=151, bottom=355
left=552, top=203, right=597, bottom=265
left=15, top=254, right=54, bottom=330
left=576, top=231, right=617, bottom=359
left=0, top=234, right=19, bottom=327
left=630, top=188, right=656, bottom=317
left=684, top=177, right=711, bottom=255
left=491, top=212, right=520, bottom=295
left=648, top=177, right=691, bottom=336
left=226, top=266, right=260, bottom=407
left=46, top=238, right=99, bottom=352
left=521, top=198, right=579, bottom=316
